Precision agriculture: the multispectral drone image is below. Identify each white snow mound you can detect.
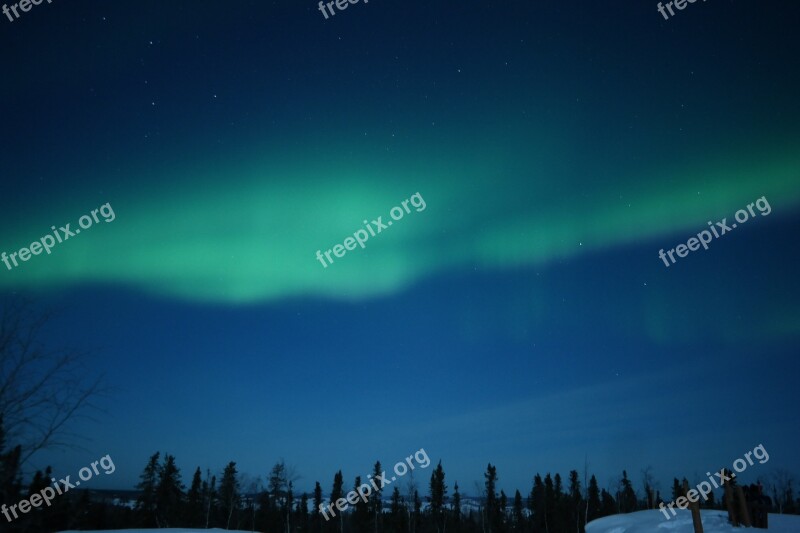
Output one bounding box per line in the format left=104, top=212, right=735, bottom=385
left=586, top=509, right=800, bottom=533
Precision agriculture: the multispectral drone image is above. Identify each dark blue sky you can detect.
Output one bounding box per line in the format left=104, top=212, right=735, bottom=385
left=1, top=0, right=799, bottom=499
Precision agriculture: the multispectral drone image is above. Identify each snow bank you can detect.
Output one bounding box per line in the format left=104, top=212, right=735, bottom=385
left=586, top=509, right=800, bottom=533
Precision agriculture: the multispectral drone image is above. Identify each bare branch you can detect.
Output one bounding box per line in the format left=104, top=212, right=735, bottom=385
left=0, top=296, right=108, bottom=464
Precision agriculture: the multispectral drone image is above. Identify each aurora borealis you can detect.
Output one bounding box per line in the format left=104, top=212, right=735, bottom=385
left=3, top=137, right=799, bottom=305
left=1, top=0, right=799, bottom=496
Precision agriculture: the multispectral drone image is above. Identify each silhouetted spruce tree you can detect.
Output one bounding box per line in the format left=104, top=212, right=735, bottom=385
left=270, top=461, right=288, bottom=499
left=44, top=463, right=72, bottom=530
left=287, top=481, right=295, bottom=533
left=185, top=467, right=204, bottom=527
left=671, top=478, right=682, bottom=501
left=484, top=464, right=499, bottom=533
left=219, top=461, right=240, bottom=529
left=156, top=454, right=184, bottom=527
left=499, top=489, right=508, bottom=533
left=429, top=460, right=447, bottom=533
left=552, top=473, right=566, bottom=532
left=255, top=489, right=272, bottom=532
left=269, top=460, right=290, bottom=533
left=544, top=474, right=556, bottom=532
left=298, top=492, right=309, bottom=533
left=512, top=489, right=524, bottom=532
left=389, top=486, right=406, bottom=533
left=529, top=474, right=546, bottom=533
left=24, top=467, right=53, bottom=531
left=568, top=470, right=583, bottom=533
left=313, top=481, right=324, bottom=533
left=331, top=470, right=345, bottom=533
left=135, top=451, right=161, bottom=527
left=72, top=488, right=92, bottom=528
left=371, top=461, right=384, bottom=533
left=263, top=488, right=281, bottom=532
left=586, top=475, right=601, bottom=523
left=618, top=471, right=636, bottom=513
left=599, top=489, right=615, bottom=517
left=451, top=482, right=462, bottom=531
left=412, top=489, right=421, bottom=533
left=354, top=476, right=371, bottom=533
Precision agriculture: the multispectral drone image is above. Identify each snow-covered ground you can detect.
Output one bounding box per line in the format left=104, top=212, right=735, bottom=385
left=586, top=509, right=799, bottom=533
left=56, top=510, right=800, bottom=533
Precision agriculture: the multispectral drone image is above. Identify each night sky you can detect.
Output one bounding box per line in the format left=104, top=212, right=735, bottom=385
left=1, top=0, right=799, bottom=497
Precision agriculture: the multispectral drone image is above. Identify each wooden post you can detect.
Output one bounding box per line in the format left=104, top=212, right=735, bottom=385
left=735, top=486, right=751, bottom=527
left=724, top=479, right=739, bottom=526
left=683, top=480, right=704, bottom=533
left=751, top=485, right=769, bottom=529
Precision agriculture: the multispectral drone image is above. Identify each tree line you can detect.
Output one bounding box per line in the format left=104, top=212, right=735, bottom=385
left=3, top=443, right=798, bottom=532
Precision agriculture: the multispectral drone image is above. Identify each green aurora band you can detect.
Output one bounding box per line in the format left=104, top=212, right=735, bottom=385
left=2, top=141, right=799, bottom=307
